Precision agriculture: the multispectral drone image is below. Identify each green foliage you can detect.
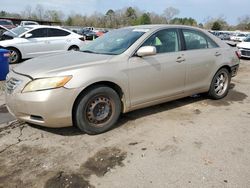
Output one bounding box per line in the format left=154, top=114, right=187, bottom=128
left=211, top=21, right=222, bottom=30
left=137, top=13, right=151, bottom=25
left=66, top=16, right=73, bottom=26
left=170, top=17, right=197, bottom=26
left=0, top=5, right=248, bottom=30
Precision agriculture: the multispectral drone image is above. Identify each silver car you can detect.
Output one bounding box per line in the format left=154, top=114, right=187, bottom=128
left=5, top=25, right=240, bottom=134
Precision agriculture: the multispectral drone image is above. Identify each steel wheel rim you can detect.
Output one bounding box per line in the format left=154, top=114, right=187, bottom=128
left=9, top=50, right=18, bottom=63
left=85, top=95, right=114, bottom=127
left=214, top=72, right=228, bottom=96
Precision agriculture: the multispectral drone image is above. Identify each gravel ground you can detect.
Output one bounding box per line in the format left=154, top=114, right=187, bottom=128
left=0, top=59, right=250, bottom=188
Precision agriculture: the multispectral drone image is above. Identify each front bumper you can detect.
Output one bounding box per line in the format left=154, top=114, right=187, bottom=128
left=5, top=71, right=80, bottom=128
left=239, top=48, right=250, bottom=58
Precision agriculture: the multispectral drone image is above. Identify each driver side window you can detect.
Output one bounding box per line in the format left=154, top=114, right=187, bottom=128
left=142, top=29, right=180, bottom=53
left=27, top=28, right=48, bottom=38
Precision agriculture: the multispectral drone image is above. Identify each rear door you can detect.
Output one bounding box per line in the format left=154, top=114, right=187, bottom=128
left=180, top=29, right=221, bottom=92
left=47, top=28, right=71, bottom=53
left=128, top=28, right=186, bottom=106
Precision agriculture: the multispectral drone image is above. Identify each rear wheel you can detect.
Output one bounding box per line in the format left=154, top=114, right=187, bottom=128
left=7, top=47, right=21, bottom=64
left=74, top=86, right=121, bottom=134
left=208, top=68, right=231, bottom=99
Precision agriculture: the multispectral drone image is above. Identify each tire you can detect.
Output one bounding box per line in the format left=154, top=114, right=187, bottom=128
left=68, top=46, right=79, bottom=51
left=208, top=68, right=231, bottom=99
left=74, top=86, right=121, bottom=134
left=7, top=47, right=21, bottom=64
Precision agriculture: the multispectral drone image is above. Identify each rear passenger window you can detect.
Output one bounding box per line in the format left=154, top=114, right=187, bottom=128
left=183, top=29, right=218, bottom=50
left=142, top=29, right=180, bottom=53
left=48, top=28, right=70, bottom=37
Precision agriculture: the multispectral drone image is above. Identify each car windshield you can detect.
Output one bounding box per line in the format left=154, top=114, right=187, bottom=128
left=0, top=20, right=12, bottom=25
left=80, top=28, right=147, bottom=55
left=3, top=26, right=31, bottom=37
left=244, top=37, right=250, bottom=42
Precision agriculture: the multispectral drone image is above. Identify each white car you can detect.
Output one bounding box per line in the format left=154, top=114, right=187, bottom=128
left=0, top=25, right=85, bottom=63
left=20, top=21, right=39, bottom=26
left=237, top=37, right=250, bottom=58
left=230, top=33, right=247, bottom=42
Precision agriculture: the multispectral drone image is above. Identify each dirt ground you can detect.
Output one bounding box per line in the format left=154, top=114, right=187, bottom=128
left=0, top=59, right=250, bottom=188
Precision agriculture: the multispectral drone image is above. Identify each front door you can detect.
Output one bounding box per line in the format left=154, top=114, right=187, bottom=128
left=128, top=29, right=186, bottom=107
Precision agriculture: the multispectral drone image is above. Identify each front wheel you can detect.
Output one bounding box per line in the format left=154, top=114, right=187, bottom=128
left=68, top=46, right=79, bottom=51
left=7, top=48, right=21, bottom=64
left=208, top=68, right=231, bottom=99
left=74, top=86, right=121, bottom=134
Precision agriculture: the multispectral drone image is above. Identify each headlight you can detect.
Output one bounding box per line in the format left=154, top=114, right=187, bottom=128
left=22, top=76, right=72, bottom=93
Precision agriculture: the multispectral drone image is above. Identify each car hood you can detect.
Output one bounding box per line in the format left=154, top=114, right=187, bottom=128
left=13, top=51, right=114, bottom=78
left=237, top=42, right=250, bottom=49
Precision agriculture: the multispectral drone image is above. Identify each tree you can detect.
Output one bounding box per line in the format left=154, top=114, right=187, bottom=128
left=44, top=10, right=64, bottom=22
left=137, top=13, right=151, bottom=25
left=237, top=15, right=250, bottom=30
left=66, top=16, right=73, bottom=26
left=125, top=7, right=137, bottom=25
left=170, top=17, right=197, bottom=26
left=204, top=16, right=229, bottom=30
left=163, top=7, right=179, bottom=23
left=22, top=5, right=32, bottom=19
left=36, top=4, right=45, bottom=20
left=211, top=21, right=222, bottom=30
left=0, top=11, right=7, bottom=17
left=105, top=9, right=115, bottom=28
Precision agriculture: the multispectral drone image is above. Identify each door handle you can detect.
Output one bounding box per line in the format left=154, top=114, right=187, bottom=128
left=176, top=56, right=185, bottom=63
left=215, top=52, right=221, bottom=56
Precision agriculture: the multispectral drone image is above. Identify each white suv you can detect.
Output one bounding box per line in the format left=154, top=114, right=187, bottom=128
left=0, top=25, right=85, bottom=63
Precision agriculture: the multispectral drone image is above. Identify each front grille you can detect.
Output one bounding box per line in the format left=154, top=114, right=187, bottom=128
left=6, top=77, right=22, bottom=94
left=242, top=48, right=250, bottom=51
left=241, top=50, right=250, bottom=57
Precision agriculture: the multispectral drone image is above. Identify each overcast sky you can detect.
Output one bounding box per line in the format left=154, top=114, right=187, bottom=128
left=2, top=0, right=250, bottom=25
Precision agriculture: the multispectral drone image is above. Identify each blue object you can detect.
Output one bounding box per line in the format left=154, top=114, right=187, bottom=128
left=0, top=49, right=10, bottom=81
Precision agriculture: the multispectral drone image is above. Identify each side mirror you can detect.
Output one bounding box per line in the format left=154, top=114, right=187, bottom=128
left=24, top=33, right=32, bottom=38
left=136, top=46, right=156, bottom=57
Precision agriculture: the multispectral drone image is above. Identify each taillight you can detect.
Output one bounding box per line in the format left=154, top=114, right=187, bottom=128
left=235, top=50, right=241, bottom=59
left=79, top=37, right=85, bottom=41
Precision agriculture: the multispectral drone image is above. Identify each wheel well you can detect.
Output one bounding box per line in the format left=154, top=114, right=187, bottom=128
left=219, top=65, right=231, bottom=74
left=68, top=45, right=79, bottom=50
left=6, top=46, right=22, bottom=59
left=72, top=81, right=124, bottom=126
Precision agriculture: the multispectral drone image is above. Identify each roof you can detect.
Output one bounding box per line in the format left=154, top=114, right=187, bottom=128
left=22, top=25, right=62, bottom=29
left=125, top=24, right=203, bottom=31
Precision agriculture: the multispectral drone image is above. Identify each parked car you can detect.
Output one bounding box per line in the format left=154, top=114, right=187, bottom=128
left=230, top=33, right=247, bottom=42
left=237, top=37, right=250, bottom=58
left=0, top=25, right=8, bottom=37
left=218, top=33, right=230, bottom=40
left=78, top=28, right=98, bottom=40
left=0, top=19, right=15, bottom=30
left=20, top=21, right=39, bottom=26
left=5, top=25, right=240, bottom=134
left=0, top=25, right=85, bottom=63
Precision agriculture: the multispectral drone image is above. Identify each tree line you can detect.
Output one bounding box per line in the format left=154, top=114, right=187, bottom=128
left=0, top=5, right=249, bottom=30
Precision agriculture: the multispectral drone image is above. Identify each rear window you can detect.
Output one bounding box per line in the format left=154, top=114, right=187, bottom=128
left=48, top=28, right=70, bottom=37
left=183, top=29, right=218, bottom=50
